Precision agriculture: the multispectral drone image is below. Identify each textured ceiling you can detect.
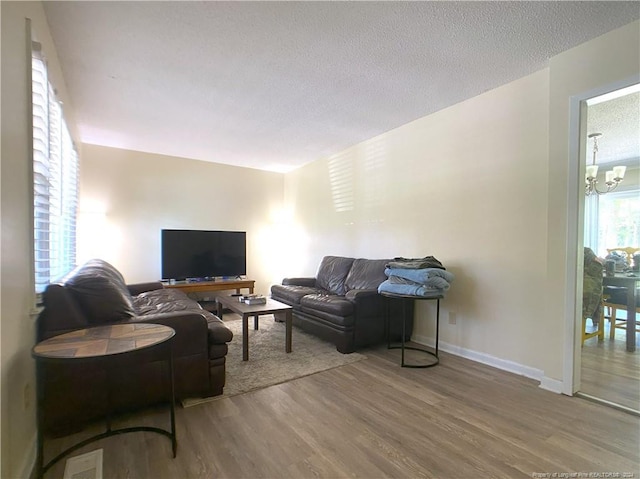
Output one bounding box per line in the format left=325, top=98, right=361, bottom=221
left=43, top=1, right=640, bottom=172
left=587, top=91, right=639, bottom=167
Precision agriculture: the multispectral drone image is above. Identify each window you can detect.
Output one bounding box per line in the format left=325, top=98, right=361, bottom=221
left=597, top=190, right=640, bottom=257
left=32, top=47, right=79, bottom=293
left=585, top=188, right=640, bottom=258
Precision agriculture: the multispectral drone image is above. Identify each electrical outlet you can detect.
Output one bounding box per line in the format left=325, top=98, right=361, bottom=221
left=448, top=311, right=457, bottom=325
left=23, top=383, right=31, bottom=410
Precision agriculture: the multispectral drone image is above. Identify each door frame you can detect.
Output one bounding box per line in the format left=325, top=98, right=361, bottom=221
left=564, top=75, right=640, bottom=395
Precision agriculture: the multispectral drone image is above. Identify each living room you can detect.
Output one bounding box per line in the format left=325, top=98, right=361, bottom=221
left=2, top=2, right=640, bottom=478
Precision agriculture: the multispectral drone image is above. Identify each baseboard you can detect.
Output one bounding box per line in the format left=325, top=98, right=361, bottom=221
left=538, top=376, right=564, bottom=394
left=411, top=333, right=563, bottom=393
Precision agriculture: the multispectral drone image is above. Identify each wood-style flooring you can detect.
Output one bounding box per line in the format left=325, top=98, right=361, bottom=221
left=581, top=319, right=640, bottom=412
left=43, top=343, right=640, bottom=479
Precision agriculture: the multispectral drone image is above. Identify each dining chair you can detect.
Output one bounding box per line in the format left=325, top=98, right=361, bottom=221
left=604, top=300, right=640, bottom=340
left=605, top=246, right=640, bottom=266
left=582, top=314, right=605, bottom=343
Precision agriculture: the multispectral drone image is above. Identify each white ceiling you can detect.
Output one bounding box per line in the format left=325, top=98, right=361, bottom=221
left=43, top=1, right=640, bottom=173
left=587, top=90, right=639, bottom=167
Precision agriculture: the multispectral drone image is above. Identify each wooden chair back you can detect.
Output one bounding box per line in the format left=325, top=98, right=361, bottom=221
left=606, top=247, right=640, bottom=265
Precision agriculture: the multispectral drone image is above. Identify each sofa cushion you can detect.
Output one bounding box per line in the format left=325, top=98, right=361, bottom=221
left=133, top=288, right=205, bottom=315
left=298, top=304, right=355, bottom=328
left=65, top=259, right=136, bottom=324
left=316, top=256, right=355, bottom=296
left=345, top=258, right=389, bottom=291
left=300, top=294, right=354, bottom=317
left=271, top=284, right=324, bottom=305
left=133, top=288, right=233, bottom=344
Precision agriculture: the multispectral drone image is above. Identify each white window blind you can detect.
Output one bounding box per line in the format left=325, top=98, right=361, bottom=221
left=32, top=51, right=79, bottom=293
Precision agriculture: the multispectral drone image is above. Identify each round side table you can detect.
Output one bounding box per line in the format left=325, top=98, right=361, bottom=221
left=32, top=323, right=177, bottom=478
left=381, top=291, right=442, bottom=368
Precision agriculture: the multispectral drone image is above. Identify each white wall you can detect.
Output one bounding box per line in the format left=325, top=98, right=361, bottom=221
left=79, top=145, right=285, bottom=294
left=1, top=2, right=77, bottom=478
left=285, top=69, right=550, bottom=374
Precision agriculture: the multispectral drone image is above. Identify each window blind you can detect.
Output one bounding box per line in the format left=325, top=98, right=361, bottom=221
left=32, top=52, right=79, bottom=293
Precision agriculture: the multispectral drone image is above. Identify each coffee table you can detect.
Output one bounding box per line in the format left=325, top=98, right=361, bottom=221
left=216, top=295, right=293, bottom=361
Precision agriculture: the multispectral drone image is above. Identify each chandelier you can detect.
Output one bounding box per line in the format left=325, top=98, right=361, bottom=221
left=585, top=132, right=626, bottom=196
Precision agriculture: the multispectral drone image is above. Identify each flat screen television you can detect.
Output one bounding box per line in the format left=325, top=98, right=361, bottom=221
left=161, top=229, right=246, bottom=280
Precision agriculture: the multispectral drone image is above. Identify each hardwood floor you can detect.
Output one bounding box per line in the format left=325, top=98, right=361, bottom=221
left=581, top=318, right=640, bottom=412
left=43, top=345, right=640, bottom=479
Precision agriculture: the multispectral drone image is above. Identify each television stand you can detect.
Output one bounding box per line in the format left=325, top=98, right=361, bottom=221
left=164, top=278, right=255, bottom=295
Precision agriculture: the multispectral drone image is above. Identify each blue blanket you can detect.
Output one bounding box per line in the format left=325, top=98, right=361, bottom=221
left=385, top=267, right=454, bottom=285
left=389, top=275, right=451, bottom=291
left=378, top=279, right=445, bottom=297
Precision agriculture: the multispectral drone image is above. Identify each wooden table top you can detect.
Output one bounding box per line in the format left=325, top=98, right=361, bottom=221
left=33, top=323, right=175, bottom=360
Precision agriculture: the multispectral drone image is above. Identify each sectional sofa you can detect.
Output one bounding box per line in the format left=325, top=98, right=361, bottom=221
left=36, top=259, right=233, bottom=433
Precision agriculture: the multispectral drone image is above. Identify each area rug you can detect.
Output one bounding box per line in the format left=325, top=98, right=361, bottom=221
left=182, top=316, right=366, bottom=407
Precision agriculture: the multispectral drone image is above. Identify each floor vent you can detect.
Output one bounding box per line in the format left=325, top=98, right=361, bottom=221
left=63, top=449, right=103, bottom=479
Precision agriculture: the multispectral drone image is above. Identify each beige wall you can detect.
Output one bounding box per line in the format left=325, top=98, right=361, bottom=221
left=1, top=2, right=76, bottom=478
left=285, top=69, right=551, bottom=373
left=79, top=145, right=285, bottom=293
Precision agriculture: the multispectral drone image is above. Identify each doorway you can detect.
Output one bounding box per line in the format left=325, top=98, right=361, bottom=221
left=578, top=84, right=640, bottom=413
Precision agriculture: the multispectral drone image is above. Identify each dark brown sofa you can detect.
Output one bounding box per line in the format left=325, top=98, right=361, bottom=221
left=271, top=256, right=413, bottom=353
left=36, top=259, right=233, bottom=433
